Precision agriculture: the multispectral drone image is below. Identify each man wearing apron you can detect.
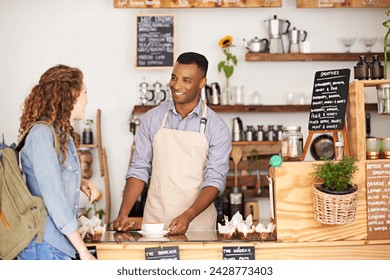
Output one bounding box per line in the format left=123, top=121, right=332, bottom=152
left=114, top=52, right=231, bottom=234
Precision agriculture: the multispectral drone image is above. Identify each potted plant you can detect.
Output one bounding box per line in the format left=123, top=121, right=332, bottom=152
left=311, top=156, right=359, bottom=225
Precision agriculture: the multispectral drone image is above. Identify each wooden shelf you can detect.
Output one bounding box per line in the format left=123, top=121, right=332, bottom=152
left=133, top=104, right=311, bottom=114
left=79, top=144, right=98, bottom=149
left=297, top=0, right=390, bottom=8
left=245, top=52, right=384, bottom=62
left=114, top=0, right=281, bottom=8
left=133, top=103, right=378, bottom=114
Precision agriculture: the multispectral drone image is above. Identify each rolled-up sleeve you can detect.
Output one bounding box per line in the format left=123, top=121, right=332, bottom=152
left=202, top=115, right=232, bottom=195
left=126, top=112, right=154, bottom=184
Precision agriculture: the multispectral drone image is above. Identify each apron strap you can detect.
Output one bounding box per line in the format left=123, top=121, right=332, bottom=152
left=200, top=100, right=208, bottom=134
left=160, top=112, right=169, bottom=129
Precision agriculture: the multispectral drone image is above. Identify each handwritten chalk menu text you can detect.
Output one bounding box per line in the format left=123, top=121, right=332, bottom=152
left=136, top=15, right=174, bottom=68
left=308, top=69, right=350, bottom=131
left=223, top=246, right=255, bottom=260
left=366, top=161, right=390, bottom=240
left=145, top=246, right=180, bottom=260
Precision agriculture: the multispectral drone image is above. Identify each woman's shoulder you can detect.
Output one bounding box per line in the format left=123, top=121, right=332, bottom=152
left=25, top=123, right=56, bottom=143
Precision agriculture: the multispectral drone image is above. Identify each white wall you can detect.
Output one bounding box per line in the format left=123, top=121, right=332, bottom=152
left=1, top=0, right=389, bottom=223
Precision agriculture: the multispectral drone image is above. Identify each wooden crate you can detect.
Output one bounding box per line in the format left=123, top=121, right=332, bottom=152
left=271, top=161, right=367, bottom=242
left=347, top=80, right=390, bottom=161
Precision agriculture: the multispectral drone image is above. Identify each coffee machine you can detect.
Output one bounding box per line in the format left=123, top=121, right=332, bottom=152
left=264, top=15, right=290, bottom=54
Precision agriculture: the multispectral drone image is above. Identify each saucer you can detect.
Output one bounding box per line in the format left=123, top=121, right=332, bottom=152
left=137, top=230, right=169, bottom=238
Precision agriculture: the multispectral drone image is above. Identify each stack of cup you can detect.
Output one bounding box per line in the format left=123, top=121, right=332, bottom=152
left=366, top=138, right=390, bottom=159
left=366, top=138, right=382, bottom=160
left=382, top=138, right=390, bottom=159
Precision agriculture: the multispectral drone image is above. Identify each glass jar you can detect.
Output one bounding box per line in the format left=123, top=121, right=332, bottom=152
left=281, top=126, right=303, bottom=161
left=376, top=84, right=390, bottom=114
left=354, top=55, right=369, bottom=80
left=334, top=141, right=344, bottom=161
left=371, top=55, right=384, bottom=80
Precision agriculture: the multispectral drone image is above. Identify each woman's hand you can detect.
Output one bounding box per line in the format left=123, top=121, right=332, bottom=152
left=81, top=178, right=100, bottom=203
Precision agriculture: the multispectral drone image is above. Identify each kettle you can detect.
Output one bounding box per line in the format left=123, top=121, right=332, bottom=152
left=232, top=117, right=244, bottom=141
left=206, top=82, right=221, bottom=105
left=243, top=37, right=269, bottom=53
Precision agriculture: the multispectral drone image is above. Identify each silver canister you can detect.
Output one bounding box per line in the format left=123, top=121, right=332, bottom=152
left=232, top=117, right=243, bottom=141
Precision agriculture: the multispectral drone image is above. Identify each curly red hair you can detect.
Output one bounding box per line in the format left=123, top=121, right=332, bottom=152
left=19, top=64, right=83, bottom=163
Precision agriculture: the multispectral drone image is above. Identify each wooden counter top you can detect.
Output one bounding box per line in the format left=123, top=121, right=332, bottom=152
left=89, top=231, right=390, bottom=260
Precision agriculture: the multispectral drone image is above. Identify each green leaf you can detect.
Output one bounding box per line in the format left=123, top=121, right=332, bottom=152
left=218, top=61, right=225, bottom=73
left=223, top=65, right=234, bottom=79
left=232, top=55, right=238, bottom=65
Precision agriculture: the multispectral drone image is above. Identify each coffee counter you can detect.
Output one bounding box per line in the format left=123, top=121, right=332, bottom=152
left=88, top=230, right=390, bottom=260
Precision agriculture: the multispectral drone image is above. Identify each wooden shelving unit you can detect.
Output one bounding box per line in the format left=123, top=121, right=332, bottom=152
left=79, top=144, right=98, bottom=149
left=245, top=52, right=384, bottom=62
left=297, top=0, right=390, bottom=8
left=133, top=103, right=378, bottom=114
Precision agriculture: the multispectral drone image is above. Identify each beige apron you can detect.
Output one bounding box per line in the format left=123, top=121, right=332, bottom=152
left=143, top=101, right=217, bottom=230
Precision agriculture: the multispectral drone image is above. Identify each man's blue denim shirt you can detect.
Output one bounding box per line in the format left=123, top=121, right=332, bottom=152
left=21, top=124, right=81, bottom=258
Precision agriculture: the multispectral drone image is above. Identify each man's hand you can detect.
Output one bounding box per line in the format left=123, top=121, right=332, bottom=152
left=167, top=211, right=193, bottom=235
left=113, top=215, right=135, bottom=232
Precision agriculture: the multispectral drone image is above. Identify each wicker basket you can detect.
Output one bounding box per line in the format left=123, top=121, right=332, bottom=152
left=312, top=183, right=359, bottom=225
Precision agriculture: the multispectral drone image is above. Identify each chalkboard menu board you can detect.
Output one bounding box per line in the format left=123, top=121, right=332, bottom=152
left=145, top=246, right=180, bottom=260
left=136, top=14, right=175, bottom=68
left=366, top=161, right=390, bottom=240
left=222, top=246, right=255, bottom=260
left=308, top=68, right=350, bottom=131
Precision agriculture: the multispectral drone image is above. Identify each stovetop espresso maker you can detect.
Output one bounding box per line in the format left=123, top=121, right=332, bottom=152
left=264, top=15, right=290, bottom=54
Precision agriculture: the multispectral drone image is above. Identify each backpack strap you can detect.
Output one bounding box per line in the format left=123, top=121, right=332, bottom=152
left=16, top=121, right=60, bottom=156
left=35, top=202, right=47, bottom=243
left=14, top=121, right=60, bottom=244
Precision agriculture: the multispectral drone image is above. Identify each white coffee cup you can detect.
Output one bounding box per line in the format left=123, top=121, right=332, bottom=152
left=142, top=223, right=164, bottom=232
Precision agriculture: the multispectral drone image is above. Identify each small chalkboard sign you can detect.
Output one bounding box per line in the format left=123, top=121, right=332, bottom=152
left=145, top=246, right=180, bottom=260
left=222, top=246, right=255, bottom=260
left=308, top=69, right=351, bottom=131
left=366, top=161, right=390, bottom=240
left=136, top=14, right=175, bottom=68
left=73, top=246, right=97, bottom=260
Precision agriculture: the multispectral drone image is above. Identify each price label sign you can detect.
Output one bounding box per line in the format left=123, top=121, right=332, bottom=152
left=145, top=246, right=180, bottom=260
left=222, top=246, right=255, bottom=260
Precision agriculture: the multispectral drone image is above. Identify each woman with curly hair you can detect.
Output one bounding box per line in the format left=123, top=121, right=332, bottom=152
left=17, top=64, right=98, bottom=260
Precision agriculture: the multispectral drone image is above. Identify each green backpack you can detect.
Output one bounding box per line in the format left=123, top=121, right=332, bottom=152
left=0, top=121, right=60, bottom=260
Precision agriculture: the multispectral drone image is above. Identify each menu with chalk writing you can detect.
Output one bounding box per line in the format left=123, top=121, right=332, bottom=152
left=145, top=246, right=180, bottom=260
left=136, top=15, right=175, bottom=68
left=222, top=246, right=255, bottom=260
left=308, top=69, right=350, bottom=131
left=366, top=161, right=390, bottom=240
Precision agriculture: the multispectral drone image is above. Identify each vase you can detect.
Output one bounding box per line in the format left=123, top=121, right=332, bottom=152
left=222, top=86, right=232, bottom=105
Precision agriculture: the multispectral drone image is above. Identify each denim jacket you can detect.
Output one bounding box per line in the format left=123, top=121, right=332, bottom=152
left=21, top=124, right=81, bottom=258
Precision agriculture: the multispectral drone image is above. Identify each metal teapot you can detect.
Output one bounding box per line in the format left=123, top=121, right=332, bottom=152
left=243, top=37, right=269, bottom=53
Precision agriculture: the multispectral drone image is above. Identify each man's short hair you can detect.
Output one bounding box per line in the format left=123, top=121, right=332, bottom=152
left=176, top=52, right=208, bottom=77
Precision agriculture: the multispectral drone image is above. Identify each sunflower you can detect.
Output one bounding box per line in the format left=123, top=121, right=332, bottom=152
left=219, top=36, right=233, bottom=48
left=218, top=35, right=238, bottom=83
